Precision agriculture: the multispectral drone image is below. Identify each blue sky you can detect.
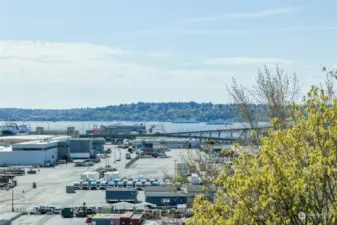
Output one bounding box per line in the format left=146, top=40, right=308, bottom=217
left=0, top=0, right=336, bottom=108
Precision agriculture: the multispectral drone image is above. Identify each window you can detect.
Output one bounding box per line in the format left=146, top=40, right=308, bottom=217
left=162, top=198, right=170, bottom=203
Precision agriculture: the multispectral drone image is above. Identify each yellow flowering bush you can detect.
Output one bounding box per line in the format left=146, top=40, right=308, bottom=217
left=189, top=85, right=337, bottom=225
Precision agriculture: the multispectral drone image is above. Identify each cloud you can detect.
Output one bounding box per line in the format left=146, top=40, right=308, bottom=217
left=205, top=57, right=295, bottom=66
left=0, top=40, right=162, bottom=95
left=183, top=7, right=304, bottom=24
left=126, top=26, right=337, bottom=38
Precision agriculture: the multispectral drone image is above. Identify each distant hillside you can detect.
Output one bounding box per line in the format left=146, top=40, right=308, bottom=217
left=0, top=102, right=267, bottom=122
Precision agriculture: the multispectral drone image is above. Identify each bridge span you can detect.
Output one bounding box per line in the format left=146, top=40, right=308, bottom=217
left=80, top=125, right=271, bottom=143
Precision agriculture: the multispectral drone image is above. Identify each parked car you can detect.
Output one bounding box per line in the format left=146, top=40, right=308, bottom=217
left=117, top=182, right=124, bottom=188
left=38, top=206, right=48, bottom=214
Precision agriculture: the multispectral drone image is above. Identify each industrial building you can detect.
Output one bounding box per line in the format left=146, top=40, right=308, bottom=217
left=92, top=138, right=106, bottom=153
left=144, top=186, right=187, bottom=207
left=69, top=138, right=94, bottom=159
left=145, top=191, right=187, bottom=207
left=105, top=188, right=138, bottom=203
left=0, top=135, right=105, bottom=165
left=0, top=135, right=59, bottom=145
left=0, top=136, right=70, bottom=166
left=185, top=185, right=217, bottom=206
left=69, top=138, right=105, bottom=159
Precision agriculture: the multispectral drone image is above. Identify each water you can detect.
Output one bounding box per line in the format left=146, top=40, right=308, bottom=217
left=7, top=121, right=267, bottom=134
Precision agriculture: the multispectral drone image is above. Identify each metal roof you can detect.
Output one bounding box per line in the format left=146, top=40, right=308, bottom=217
left=145, top=192, right=187, bottom=197
left=144, top=186, right=176, bottom=192
left=106, top=187, right=137, bottom=192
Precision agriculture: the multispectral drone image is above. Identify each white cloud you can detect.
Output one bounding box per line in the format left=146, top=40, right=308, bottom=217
left=205, top=57, right=295, bottom=66
left=183, top=7, right=304, bottom=24
left=0, top=40, right=172, bottom=108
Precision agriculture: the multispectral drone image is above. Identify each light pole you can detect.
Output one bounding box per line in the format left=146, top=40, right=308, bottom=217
left=174, top=160, right=177, bottom=178
left=11, top=187, right=14, bottom=212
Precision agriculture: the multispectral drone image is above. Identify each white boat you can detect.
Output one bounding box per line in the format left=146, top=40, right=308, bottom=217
left=1, top=123, right=20, bottom=135
left=18, top=124, right=31, bottom=134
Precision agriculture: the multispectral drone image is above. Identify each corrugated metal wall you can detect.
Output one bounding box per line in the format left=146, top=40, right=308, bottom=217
left=69, top=139, right=92, bottom=154
left=0, top=149, right=57, bottom=166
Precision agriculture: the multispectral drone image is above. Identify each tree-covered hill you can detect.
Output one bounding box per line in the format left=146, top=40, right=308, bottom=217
left=0, top=102, right=266, bottom=122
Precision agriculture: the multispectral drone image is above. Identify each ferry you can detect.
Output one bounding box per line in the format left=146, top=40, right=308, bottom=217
left=1, top=123, right=31, bottom=135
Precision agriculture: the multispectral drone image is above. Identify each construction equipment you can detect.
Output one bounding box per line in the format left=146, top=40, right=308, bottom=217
left=27, top=169, right=37, bottom=174
left=61, top=207, right=74, bottom=218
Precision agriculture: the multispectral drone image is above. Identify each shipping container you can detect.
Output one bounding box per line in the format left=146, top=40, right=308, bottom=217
left=92, top=214, right=120, bottom=225
left=110, top=214, right=121, bottom=225
left=130, top=214, right=143, bottom=225
left=120, top=212, right=133, bottom=225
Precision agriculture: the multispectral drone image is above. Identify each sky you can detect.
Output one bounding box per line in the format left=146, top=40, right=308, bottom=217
left=0, top=0, right=336, bottom=109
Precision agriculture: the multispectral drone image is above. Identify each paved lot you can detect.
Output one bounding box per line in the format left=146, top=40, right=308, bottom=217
left=12, top=215, right=171, bottom=225
left=0, top=145, right=189, bottom=224
left=13, top=215, right=91, bottom=225
left=123, top=148, right=187, bottom=179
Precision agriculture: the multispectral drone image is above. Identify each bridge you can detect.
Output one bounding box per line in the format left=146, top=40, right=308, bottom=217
left=151, top=125, right=270, bottom=142
left=80, top=125, right=271, bottom=143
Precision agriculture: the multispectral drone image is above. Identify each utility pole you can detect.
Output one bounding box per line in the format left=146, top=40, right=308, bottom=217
left=174, top=160, right=177, bottom=178
left=11, top=187, right=14, bottom=212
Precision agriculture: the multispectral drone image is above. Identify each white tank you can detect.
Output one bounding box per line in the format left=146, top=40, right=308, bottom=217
left=80, top=172, right=90, bottom=181
left=104, top=171, right=120, bottom=182
left=87, top=172, right=99, bottom=180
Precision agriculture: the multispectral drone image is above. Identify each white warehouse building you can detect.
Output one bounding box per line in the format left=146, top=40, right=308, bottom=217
left=0, top=136, right=70, bottom=166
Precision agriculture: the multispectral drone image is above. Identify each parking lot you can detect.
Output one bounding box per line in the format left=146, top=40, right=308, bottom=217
left=0, top=145, right=188, bottom=224
left=12, top=215, right=166, bottom=225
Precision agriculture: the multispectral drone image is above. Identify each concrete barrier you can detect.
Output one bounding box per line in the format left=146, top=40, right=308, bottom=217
left=125, top=155, right=140, bottom=169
